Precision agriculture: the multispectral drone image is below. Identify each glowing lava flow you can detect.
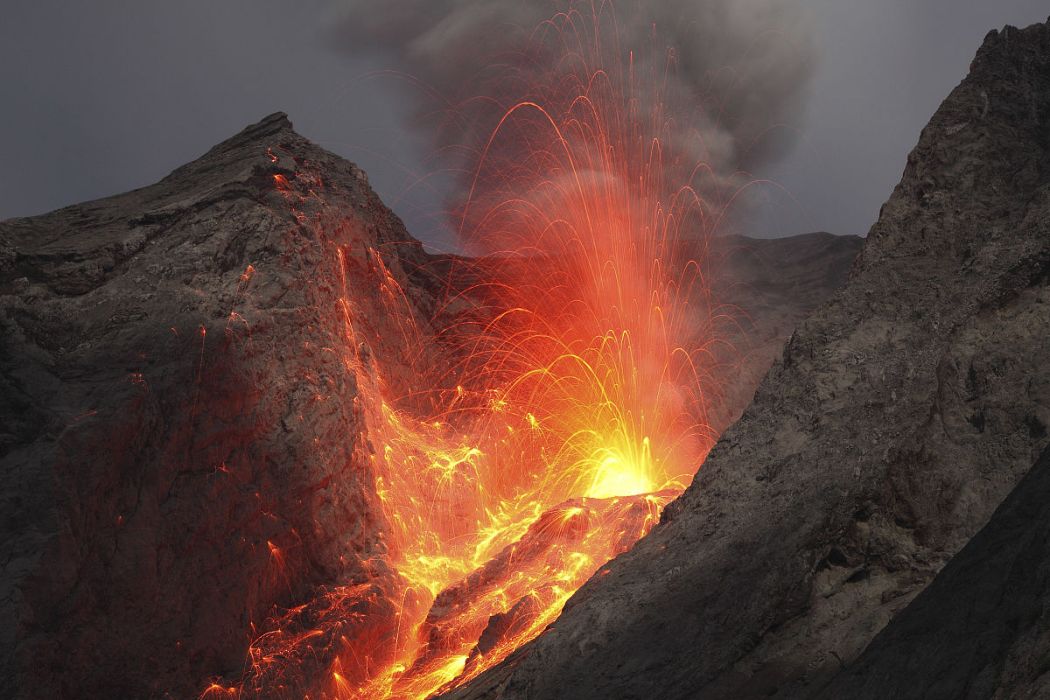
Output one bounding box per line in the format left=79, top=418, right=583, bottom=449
left=205, top=4, right=734, bottom=699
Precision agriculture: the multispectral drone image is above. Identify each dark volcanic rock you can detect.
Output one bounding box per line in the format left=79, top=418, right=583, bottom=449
left=815, top=444, right=1050, bottom=700
left=0, top=113, right=440, bottom=698
left=445, top=18, right=1050, bottom=700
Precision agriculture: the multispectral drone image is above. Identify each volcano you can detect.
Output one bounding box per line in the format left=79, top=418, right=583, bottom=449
left=0, top=111, right=858, bottom=698
left=5, top=15, right=1048, bottom=700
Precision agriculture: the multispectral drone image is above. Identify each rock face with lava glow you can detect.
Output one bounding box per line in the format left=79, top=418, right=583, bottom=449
left=0, top=111, right=859, bottom=699
left=0, top=112, right=442, bottom=698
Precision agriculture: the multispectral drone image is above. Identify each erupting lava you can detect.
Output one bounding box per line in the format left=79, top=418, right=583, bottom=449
left=206, top=4, right=736, bottom=698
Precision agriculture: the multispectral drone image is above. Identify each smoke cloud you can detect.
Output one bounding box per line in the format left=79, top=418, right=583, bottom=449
left=327, top=0, right=814, bottom=243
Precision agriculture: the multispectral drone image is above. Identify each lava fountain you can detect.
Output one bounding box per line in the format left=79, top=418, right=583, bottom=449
left=205, top=3, right=739, bottom=698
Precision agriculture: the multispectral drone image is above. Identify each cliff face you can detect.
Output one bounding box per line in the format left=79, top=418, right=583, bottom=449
left=446, top=18, right=1050, bottom=700
left=0, top=113, right=442, bottom=698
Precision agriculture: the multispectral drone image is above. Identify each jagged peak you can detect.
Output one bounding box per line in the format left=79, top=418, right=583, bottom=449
left=223, top=111, right=296, bottom=147
left=173, top=111, right=304, bottom=176
left=976, top=16, right=1050, bottom=60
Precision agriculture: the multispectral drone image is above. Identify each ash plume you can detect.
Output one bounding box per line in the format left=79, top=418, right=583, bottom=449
left=327, top=0, right=814, bottom=244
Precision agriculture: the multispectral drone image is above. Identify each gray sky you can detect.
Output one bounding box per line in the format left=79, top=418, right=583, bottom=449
left=2, top=1, right=1047, bottom=250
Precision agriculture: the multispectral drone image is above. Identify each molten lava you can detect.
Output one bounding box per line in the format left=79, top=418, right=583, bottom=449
left=205, top=3, right=736, bottom=698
